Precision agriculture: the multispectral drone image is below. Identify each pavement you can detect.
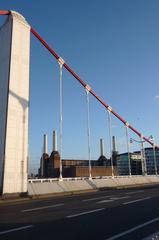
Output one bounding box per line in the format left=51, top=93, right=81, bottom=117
left=1, top=186, right=159, bottom=239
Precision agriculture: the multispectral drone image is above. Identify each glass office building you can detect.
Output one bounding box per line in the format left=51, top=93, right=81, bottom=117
left=117, top=152, right=142, bottom=175
left=117, top=147, right=159, bottom=175
left=144, top=147, right=159, bottom=174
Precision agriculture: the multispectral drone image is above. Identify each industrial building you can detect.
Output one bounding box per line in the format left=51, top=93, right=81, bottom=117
left=39, top=131, right=159, bottom=178
left=39, top=131, right=118, bottom=178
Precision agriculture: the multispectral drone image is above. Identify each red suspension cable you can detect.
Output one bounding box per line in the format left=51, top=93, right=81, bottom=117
left=0, top=10, right=10, bottom=15
left=31, top=27, right=87, bottom=89
left=0, top=10, right=157, bottom=147
left=31, top=28, right=59, bottom=60
left=30, top=27, right=155, bottom=147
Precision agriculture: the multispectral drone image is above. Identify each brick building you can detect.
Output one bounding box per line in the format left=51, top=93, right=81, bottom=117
left=39, top=132, right=117, bottom=178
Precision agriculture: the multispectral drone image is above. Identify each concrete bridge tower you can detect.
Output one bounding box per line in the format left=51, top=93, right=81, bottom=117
left=0, top=11, right=30, bottom=195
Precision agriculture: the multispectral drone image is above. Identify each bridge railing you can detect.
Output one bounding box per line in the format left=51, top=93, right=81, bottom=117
left=28, top=174, right=159, bottom=184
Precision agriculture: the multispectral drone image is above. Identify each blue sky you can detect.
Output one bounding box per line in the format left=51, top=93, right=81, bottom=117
left=1, top=0, right=159, bottom=173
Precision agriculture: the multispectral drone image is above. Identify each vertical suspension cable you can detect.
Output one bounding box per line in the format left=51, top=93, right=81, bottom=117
left=58, top=57, right=65, bottom=180
left=140, top=137, right=144, bottom=175
left=31, top=27, right=158, bottom=149
left=107, top=108, right=114, bottom=177
left=143, top=142, right=147, bottom=175
left=153, top=144, right=157, bottom=175
left=85, top=85, right=92, bottom=179
left=125, top=124, right=131, bottom=176
left=140, top=136, right=147, bottom=175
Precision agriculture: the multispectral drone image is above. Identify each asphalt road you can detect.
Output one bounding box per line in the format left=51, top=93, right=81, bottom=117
left=1, top=186, right=159, bottom=240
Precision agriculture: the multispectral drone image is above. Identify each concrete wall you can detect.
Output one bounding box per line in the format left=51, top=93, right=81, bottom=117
left=28, top=176, right=159, bottom=196
left=0, top=11, right=30, bottom=194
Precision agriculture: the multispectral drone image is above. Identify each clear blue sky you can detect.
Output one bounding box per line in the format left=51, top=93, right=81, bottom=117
left=1, top=0, right=159, bottom=173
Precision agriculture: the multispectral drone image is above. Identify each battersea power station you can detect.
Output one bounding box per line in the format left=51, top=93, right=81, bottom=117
left=39, top=131, right=118, bottom=178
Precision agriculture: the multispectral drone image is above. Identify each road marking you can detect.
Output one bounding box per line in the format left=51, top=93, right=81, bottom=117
left=0, top=225, right=33, bottom=235
left=125, top=190, right=144, bottom=195
left=97, top=199, right=114, bottom=204
left=21, top=203, right=64, bottom=212
left=110, top=196, right=130, bottom=200
left=105, top=217, right=159, bottom=240
left=67, top=208, right=105, bottom=218
left=97, top=196, right=130, bottom=204
left=142, top=230, right=159, bottom=240
left=123, top=197, right=151, bottom=205
left=82, top=195, right=114, bottom=202
left=151, top=188, right=159, bottom=191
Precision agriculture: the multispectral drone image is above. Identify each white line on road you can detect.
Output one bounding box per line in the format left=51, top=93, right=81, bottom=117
left=82, top=195, right=114, bottom=202
left=123, top=197, right=151, bottom=205
left=151, top=188, right=159, bottom=191
left=97, top=196, right=130, bottom=204
left=21, top=203, right=64, bottom=212
left=0, top=225, right=33, bottom=235
left=66, top=208, right=105, bottom=218
left=97, top=199, right=114, bottom=204
left=110, top=196, right=130, bottom=200
left=105, top=217, right=159, bottom=240
left=142, top=230, right=159, bottom=240
left=125, top=190, right=144, bottom=195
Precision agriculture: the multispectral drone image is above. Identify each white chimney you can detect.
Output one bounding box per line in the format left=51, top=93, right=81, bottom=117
left=53, top=130, right=57, bottom=151
left=40, top=155, right=44, bottom=177
left=100, top=138, right=104, bottom=156
left=112, top=136, right=116, bottom=152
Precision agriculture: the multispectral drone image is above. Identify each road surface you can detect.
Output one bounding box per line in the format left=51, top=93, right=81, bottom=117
left=1, top=186, right=159, bottom=239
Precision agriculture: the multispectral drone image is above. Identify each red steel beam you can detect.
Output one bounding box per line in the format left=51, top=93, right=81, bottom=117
left=0, top=10, right=10, bottom=15
left=31, top=27, right=156, bottom=147
left=0, top=10, right=157, bottom=147
left=31, top=27, right=158, bottom=147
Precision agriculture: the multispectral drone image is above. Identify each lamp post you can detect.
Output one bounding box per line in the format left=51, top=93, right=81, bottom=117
left=130, top=137, right=147, bottom=175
